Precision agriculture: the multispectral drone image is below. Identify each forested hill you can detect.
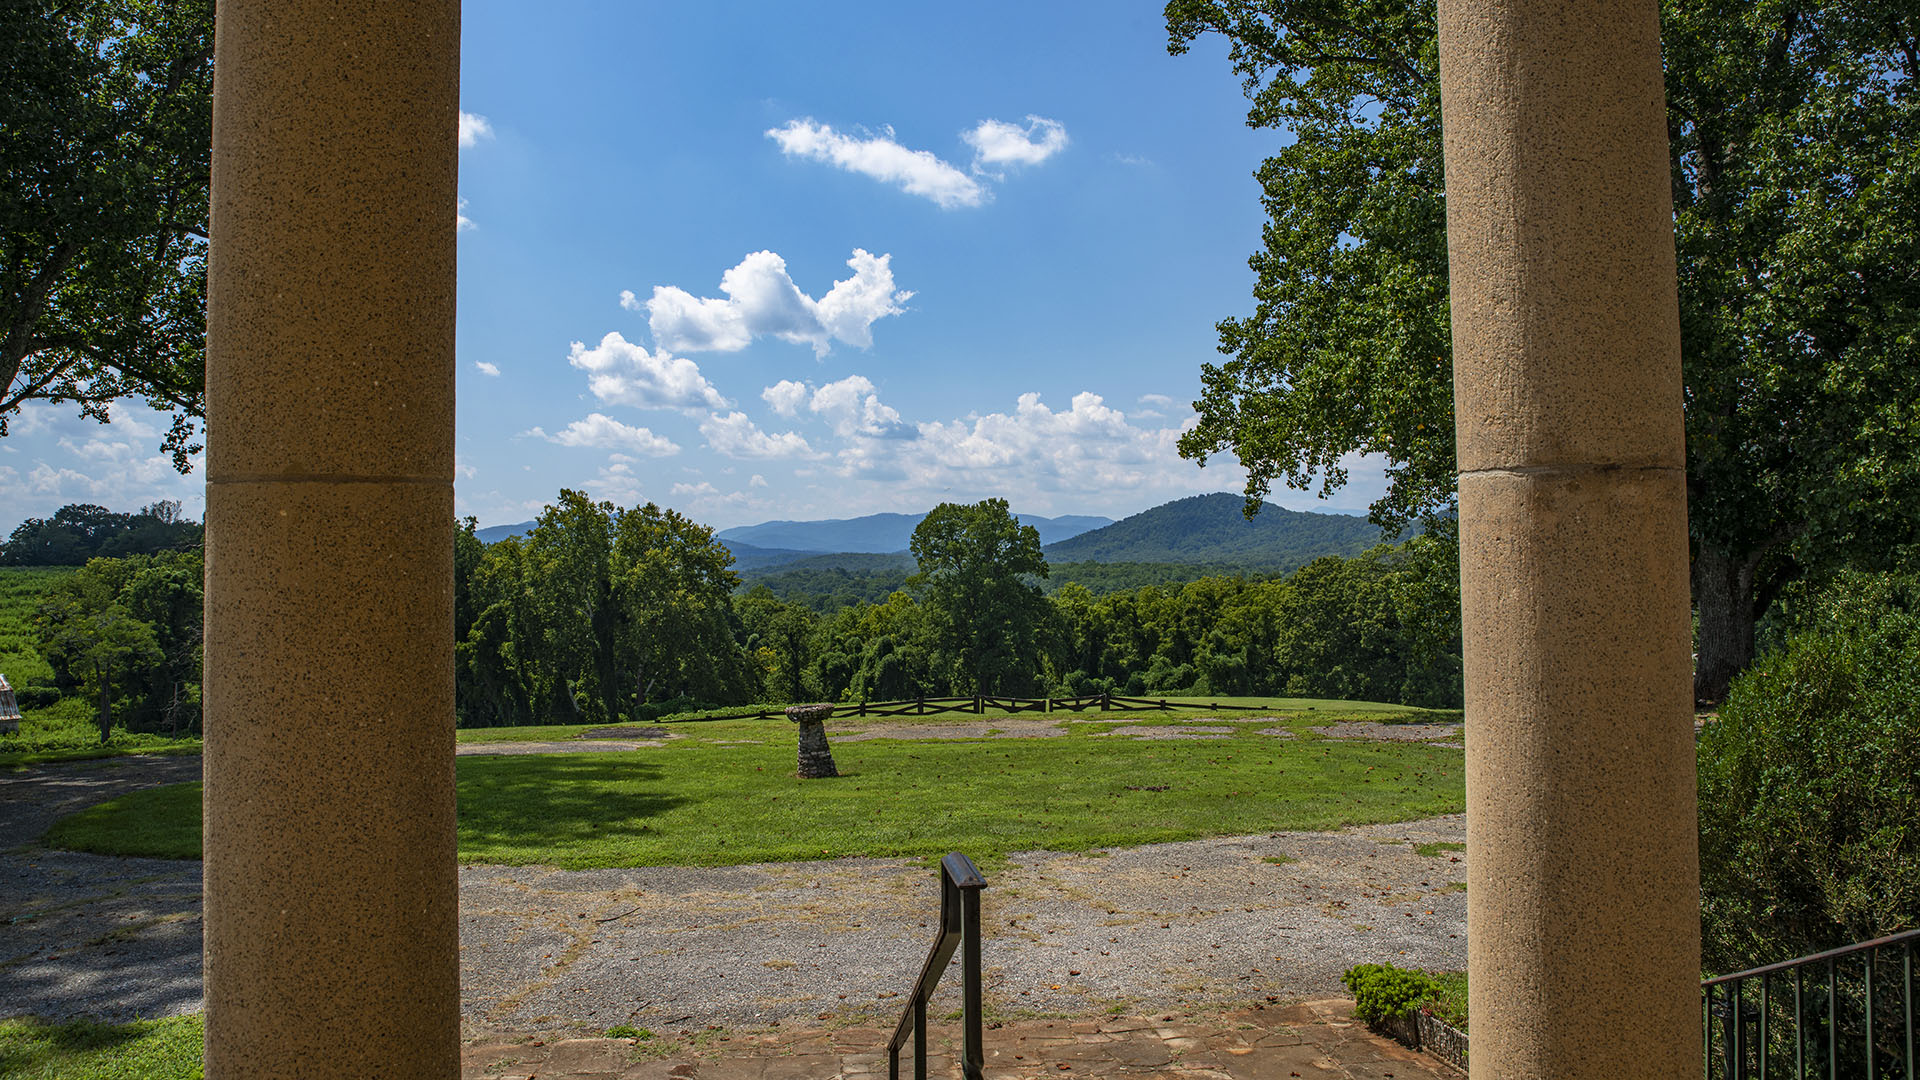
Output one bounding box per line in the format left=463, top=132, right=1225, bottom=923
left=1040, top=492, right=1389, bottom=568
left=717, top=511, right=1111, bottom=554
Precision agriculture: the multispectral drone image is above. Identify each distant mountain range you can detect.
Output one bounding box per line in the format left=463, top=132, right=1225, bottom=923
left=476, top=494, right=1391, bottom=577
left=716, top=511, right=1112, bottom=554
left=1041, top=492, right=1389, bottom=567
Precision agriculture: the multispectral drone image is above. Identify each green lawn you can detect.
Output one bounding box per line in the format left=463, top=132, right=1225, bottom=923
left=49, top=713, right=1463, bottom=868
left=0, top=1016, right=202, bottom=1080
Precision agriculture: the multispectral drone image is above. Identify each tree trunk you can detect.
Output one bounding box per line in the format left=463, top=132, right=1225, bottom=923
left=1692, top=543, right=1762, bottom=705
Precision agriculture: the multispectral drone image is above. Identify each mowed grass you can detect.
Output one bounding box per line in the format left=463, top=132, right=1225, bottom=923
left=0, top=565, right=68, bottom=688
left=48, top=712, right=1464, bottom=868
left=0, top=1015, right=203, bottom=1080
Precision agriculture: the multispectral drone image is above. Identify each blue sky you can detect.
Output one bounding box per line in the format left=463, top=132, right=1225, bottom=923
left=2, top=1, right=1391, bottom=533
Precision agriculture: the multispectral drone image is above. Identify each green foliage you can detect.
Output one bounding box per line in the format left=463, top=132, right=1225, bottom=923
left=55, top=716, right=1465, bottom=867
left=1167, top=0, right=1920, bottom=702
left=1, top=566, right=68, bottom=689
left=0, top=503, right=201, bottom=566
left=1413, top=840, right=1463, bottom=858
left=603, top=1025, right=653, bottom=1041
left=454, top=494, right=758, bottom=727
left=1697, top=571, right=1920, bottom=973
left=0, top=1014, right=203, bottom=1079
left=909, top=499, right=1052, bottom=695
left=1341, top=963, right=1440, bottom=1024
left=0, top=1, right=213, bottom=465
left=32, top=550, right=202, bottom=738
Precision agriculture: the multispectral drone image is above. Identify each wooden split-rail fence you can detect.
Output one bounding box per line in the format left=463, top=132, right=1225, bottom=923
left=671, top=694, right=1276, bottom=723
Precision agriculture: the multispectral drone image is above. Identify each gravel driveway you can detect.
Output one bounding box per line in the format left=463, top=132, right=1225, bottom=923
left=1, top=752, right=1468, bottom=1035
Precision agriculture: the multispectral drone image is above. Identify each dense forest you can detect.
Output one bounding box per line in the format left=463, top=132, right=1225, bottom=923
left=5, top=494, right=1464, bottom=738
left=451, top=492, right=1463, bottom=725
left=0, top=502, right=202, bottom=565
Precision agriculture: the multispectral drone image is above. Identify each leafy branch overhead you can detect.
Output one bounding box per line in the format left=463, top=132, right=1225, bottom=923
left=0, top=0, right=214, bottom=468
left=1166, top=0, right=1920, bottom=701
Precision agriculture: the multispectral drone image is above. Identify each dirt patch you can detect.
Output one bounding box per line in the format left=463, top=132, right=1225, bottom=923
left=1311, top=721, right=1462, bottom=744
left=831, top=718, right=1065, bottom=742
left=577, top=726, right=672, bottom=740
left=457, top=740, right=664, bottom=756
left=1092, top=725, right=1233, bottom=741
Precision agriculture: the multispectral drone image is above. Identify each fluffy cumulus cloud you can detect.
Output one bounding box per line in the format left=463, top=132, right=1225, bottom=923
left=962, top=116, right=1068, bottom=175
left=699, top=411, right=816, bottom=460
left=0, top=403, right=205, bottom=525
left=474, top=361, right=501, bottom=377
left=525, top=413, right=679, bottom=457
left=458, top=111, right=494, bottom=148
left=636, top=250, right=911, bottom=357
left=567, top=332, right=729, bottom=411
left=766, top=119, right=984, bottom=209
left=760, top=389, right=1256, bottom=512
left=761, top=379, right=811, bottom=417
left=768, top=115, right=1070, bottom=207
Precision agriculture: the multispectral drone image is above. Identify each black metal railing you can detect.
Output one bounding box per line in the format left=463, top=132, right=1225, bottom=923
left=1702, top=927, right=1918, bottom=1079
left=887, top=853, right=987, bottom=1080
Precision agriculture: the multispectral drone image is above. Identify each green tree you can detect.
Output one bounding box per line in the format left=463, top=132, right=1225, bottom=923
left=908, top=499, right=1051, bottom=695
left=1166, top=0, right=1920, bottom=702
left=35, top=567, right=163, bottom=743
left=1, top=0, right=214, bottom=465
left=610, top=502, right=753, bottom=710
left=736, top=586, right=817, bottom=704
left=523, top=490, right=621, bottom=724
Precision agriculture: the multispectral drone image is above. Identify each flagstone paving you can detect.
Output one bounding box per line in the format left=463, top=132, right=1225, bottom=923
left=462, top=998, right=1455, bottom=1079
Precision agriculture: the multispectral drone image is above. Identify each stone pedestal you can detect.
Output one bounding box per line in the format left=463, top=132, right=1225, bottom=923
left=786, top=704, right=839, bottom=779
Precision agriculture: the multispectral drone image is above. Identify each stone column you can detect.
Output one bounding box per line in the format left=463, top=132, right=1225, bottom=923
left=203, top=3, right=460, bottom=1077
left=1436, top=1, right=1701, bottom=1077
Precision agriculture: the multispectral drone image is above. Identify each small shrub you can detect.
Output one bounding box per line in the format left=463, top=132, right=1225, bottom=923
left=604, top=1024, right=653, bottom=1040
left=1697, top=571, right=1920, bottom=973
left=1341, top=963, right=1438, bottom=1024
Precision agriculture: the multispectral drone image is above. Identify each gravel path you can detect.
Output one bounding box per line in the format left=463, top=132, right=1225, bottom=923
left=458, top=816, right=1467, bottom=1035
left=1, top=756, right=204, bottom=1022
left=1, top=744, right=1468, bottom=1034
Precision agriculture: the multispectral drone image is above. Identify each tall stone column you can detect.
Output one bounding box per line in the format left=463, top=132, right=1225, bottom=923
left=1436, top=1, right=1701, bottom=1077
left=203, top=3, right=460, bottom=1076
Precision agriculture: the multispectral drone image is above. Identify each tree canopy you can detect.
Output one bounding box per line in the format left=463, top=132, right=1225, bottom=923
left=1166, top=0, right=1920, bottom=701
left=1, top=0, right=213, bottom=466
left=909, top=499, right=1053, bottom=696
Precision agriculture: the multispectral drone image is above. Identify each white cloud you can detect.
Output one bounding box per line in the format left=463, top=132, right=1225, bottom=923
left=671, top=480, right=719, bottom=498
left=1138, top=393, right=1176, bottom=408
left=750, top=474, right=768, bottom=488
left=0, top=402, right=205, bottom=527
left=700, top=411, right=817, bottom=460
left=474, top=361, right=501, bottom=377
left=526, top=413, right=680, bottom=456
left=456, top=198, right=476, bottom=232
left=808, top=375, right=906, bottom=439
left=458, top=111, right=494, bottom=148
left=762, top=379, right=810, bottom=417
left=963, top=116, right=1069, bottom=175
left=767, top=119, right=985, bottom=209
left=567, top=332, right=729, bottom=411
left=642, top=249, right=911, bottom=357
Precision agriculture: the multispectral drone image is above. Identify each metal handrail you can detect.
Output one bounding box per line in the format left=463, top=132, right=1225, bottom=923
left=886, top=853, right=987, bottom=1080
left=1702, top=926, right=1917, bottom=1079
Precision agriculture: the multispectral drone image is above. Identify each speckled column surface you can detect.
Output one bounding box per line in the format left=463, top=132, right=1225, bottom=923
left=203, top=3, right=460, bottom=1078
left=1436, top=1, right=1701, bottom=1077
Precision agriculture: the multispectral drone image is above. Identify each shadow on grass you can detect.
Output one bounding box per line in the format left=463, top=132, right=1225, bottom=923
left=455, top=752, right=688, bottom=857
